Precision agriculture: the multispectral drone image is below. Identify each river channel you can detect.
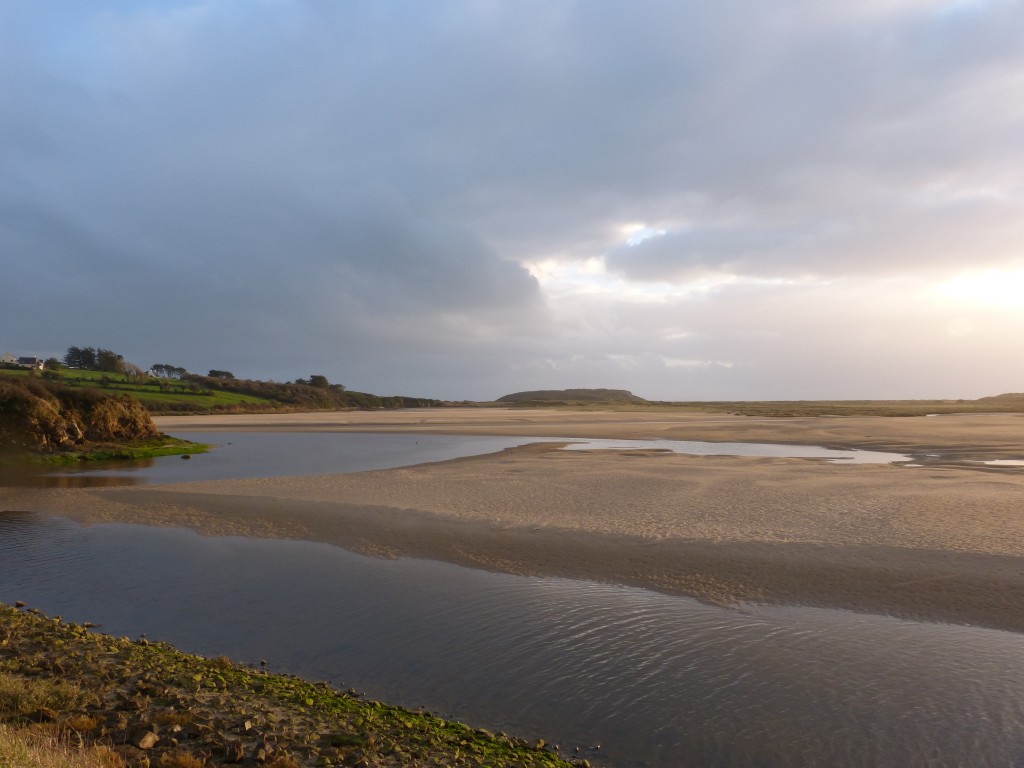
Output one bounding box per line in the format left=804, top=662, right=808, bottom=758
left=2, top=432, right=1020, bottom=768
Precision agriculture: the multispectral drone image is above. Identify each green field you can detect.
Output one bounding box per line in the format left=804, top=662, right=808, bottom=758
left=0, top=367, right=274, bottom=413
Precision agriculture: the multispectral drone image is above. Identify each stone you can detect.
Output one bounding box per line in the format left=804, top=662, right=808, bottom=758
left=130, top=730, right=160, bottom=750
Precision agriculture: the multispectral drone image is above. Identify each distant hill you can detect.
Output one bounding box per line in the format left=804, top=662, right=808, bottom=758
left=976, top=393, right=1024, bottom=402
left=496, top=388, right=648, bottom=404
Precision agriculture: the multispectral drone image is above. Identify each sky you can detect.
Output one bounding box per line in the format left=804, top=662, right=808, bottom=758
left=3, top=0, right=1023, bottom=401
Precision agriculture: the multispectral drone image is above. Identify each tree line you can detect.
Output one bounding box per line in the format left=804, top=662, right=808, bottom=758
left=63, top=348, right=192, bottom=380
left=150, top=364, right=188, bottom=379
left=63, top=346, right=128, bottom=373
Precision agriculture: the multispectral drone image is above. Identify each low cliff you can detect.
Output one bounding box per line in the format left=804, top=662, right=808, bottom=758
left=0, top=376, right=158, bottom=454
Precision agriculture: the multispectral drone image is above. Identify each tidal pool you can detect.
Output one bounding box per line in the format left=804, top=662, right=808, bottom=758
left=1, top=513, right=1022, bottom=768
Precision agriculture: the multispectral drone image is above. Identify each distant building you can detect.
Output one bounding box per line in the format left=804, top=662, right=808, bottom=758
left=16, top=356, right=43, bottom=370
left=0, top=352, right=16, bottom=365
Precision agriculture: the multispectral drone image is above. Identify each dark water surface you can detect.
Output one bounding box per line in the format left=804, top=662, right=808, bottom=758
left=5, top=431, right=909, bottom=488
left=1, top=513, right=1022, bottom=768
left=2, top=433, right=563, bottom=487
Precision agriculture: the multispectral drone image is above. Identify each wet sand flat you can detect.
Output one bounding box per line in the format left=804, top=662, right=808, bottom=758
left=7, top=408, right=1024, bottom=631
left=153, top=407, right=1024, bottom=460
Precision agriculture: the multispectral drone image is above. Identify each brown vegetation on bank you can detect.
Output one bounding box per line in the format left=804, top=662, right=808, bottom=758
left=0, top=378, right=157, bottom=455
left=177, top=375, right=441, bottom=414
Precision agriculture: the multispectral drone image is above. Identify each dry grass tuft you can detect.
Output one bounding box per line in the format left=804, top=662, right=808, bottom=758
left=156, top=751, right=206, bottom=768
left=63, top=715, right=99, bottom=733
left=263, top=756, right=301, bottom=768
left=0, top=723, right=125, bottom=768
left=153, top=712, right=192, bottom=728
left=0, top=672, right=94, bottom=720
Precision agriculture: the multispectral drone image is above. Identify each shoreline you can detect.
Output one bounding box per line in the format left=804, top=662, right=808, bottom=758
left=5, top=408, right=1024, bottom=632
left=0, top=602, right=579, bottom=768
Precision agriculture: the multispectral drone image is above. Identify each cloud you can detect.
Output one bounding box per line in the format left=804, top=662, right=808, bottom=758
left=2, top=1, right=1022, bottom=398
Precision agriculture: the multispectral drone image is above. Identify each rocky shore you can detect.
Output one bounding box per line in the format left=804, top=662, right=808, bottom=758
left=0, top=603, right=583, bottom=768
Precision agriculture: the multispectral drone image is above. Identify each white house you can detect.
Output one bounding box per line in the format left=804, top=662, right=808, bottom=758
left=0, top=352, right=16, bottom=365
left=16, top=356, right=43, bottom=370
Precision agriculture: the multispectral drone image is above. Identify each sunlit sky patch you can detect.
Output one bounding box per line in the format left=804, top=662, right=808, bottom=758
left=622, top=224, right=668, bottom=246
left=933, top=269, right=1024, bottom=311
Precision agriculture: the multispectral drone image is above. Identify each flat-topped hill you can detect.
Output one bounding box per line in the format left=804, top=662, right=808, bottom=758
left=976, top=393, right=1024, bottom=403
left=497, top=388, right=648, bottom=404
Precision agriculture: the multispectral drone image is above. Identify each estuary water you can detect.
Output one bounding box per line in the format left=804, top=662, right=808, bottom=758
left=2, top=431, right=1016, bottom=768
left=1, top=513, right=1023, bottom=768
left=5, top=431, right=909, bottom=487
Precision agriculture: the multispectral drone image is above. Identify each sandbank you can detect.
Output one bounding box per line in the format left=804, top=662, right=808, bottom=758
left=6, top=408, right=1024, bottom=632
left=153, top=407, right=1024, bottom=460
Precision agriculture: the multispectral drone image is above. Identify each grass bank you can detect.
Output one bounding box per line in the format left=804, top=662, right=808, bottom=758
left=0, top=368, right=274, bottom=414
left=0, top=603, right=583, bottom=768
left=0, top=369, right=442, bottom=415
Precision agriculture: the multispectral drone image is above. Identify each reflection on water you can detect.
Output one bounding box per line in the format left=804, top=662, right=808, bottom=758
left=0, top=433, right=567, bottom=488
left=0, top=431, right=911, bottom=489
left=1, top=513, right=1022, bottom=768
left=0, top=464, right=150, bottom=488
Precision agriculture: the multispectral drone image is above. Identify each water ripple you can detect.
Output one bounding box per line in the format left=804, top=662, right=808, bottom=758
left=1, top=513, right=1023, bottom=768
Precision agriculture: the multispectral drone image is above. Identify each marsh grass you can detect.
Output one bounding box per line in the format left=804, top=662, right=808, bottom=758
left=502, top=396, right=1024, bottom=417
